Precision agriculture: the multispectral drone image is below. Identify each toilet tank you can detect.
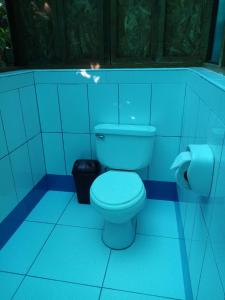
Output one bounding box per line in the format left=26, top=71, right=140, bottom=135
left=94, top=124, right=156, bottom=170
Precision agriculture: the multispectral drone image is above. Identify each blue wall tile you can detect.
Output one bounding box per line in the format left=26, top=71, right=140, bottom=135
left=10, top=144, right=34, bottom=202
left=151, top=83, right=185, bottom=136
left=0, top=157, right=18, bottom=223
left=0, top=72, right=34, bottom=94
left=0, top=90, right=26, bottom=152
left=63, top=133, right=91, bottom=174
left=58, top=85, right=89, bottom=133
left=20, top=86, right=40, bottom=139
left=197, top=242, right=224, bottom=300
left=28, top=135, right=46, bottom=185
left=42, top=133, right=66, bottom=175
left=195, top=100, right=210, bottom=141
left=36, top=84, right=61, bottom=132
left=119, top=84, right=151, bottom=125
left=0, top=115, right=7, bottom=159
left=182, top=86, right=200, bottom=137
left=149, top=136, right=180, bottom=182
left=88, top=84, right=119, bottom=131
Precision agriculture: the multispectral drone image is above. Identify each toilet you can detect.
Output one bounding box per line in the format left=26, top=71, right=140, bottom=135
left=90, top=124, right=156, bottom=249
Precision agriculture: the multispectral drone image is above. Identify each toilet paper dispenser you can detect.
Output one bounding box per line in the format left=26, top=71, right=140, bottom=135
left=171, top=144, right=214, bottom=196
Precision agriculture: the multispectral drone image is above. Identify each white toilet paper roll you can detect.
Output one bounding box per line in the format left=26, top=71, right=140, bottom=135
left=171, top=151, right=191, bottom=189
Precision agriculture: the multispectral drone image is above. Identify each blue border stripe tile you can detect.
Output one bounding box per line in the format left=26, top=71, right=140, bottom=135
left=47, top=174, right=75, bottom=192
left=0, top=176, right=48, bottom=249
left=144, top=180, right=178, bottom=201
left=0, top=174, right=178, bottom=251
left=46, top=175, right=178, bottom=201
left=174, top=202, right=194, bottom=300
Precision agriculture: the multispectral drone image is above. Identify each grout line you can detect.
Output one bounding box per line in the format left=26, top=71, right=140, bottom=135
left=11, top=194, right=74, bottom=299
left=33, top=78, right=47, bottom=175
left=18, top=88, right=35, bottom=187
left=86, top=83, right=93, bottom=159
left=100, top=286, right=184, bottom=300
left=0, top=132, right=40, bottom=161
left=98, top=249, right=112, bottom=300
left=2, top=267, right=183, bottom=300
left=56, top=84, right=67, bottom=175
left=174, top=202, right=194, bottom=300
left=117, top=84, right=120, bottom=124
left=0, top=83, right=35, bottom=95
left=0, top=110, right=20, bottom=202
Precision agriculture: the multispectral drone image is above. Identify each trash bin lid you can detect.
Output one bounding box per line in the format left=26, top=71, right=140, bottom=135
left=72, top=160, right=100, bottom=174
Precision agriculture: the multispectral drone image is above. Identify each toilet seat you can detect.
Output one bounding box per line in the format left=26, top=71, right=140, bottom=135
left=91, top=170, right=145, bottom=209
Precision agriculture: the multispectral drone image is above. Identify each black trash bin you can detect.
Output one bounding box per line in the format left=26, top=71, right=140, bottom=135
left=72, top=160, right=100, bottom=204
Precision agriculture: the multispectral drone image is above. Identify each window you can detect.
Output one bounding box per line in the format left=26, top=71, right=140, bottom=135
left=1, top=0, right=221, bottom=69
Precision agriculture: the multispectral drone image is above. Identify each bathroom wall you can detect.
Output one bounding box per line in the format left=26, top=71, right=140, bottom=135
left=178, top=68, right=225, bottom=299
left=34, top=68, right=187, bottom=182
left=0, top=71, right=46, bottom=223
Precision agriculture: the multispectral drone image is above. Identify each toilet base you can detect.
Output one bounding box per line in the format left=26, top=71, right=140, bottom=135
left=102, top=217, right=137, bottom=250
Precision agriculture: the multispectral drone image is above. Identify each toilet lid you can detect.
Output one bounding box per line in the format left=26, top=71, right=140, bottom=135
left=91, top=171, right=144, bottom=206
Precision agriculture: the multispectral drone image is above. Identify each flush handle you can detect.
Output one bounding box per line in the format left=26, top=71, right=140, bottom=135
left=96, top=133, right=105, bottom=140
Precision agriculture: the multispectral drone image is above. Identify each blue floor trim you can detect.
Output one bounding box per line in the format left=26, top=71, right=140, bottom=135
left=0, top=174, right=178, bottom=250
left=47, top=174, right=75, bottom=192
left=46, top=174, right=178, bottom=201
left=0, top=177, right=48, bottom=249
left=144, top=180, right=178, bottom=201
left=175, top=202, right=194, bottom=300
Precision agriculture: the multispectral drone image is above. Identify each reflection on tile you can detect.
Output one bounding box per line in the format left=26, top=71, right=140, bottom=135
left=104, top=235, right=185, bottom=299
left=119, top=84, right=151, bottom=125
left=27, top=191, right=73, bottom=223
left=0, top=221, right=53, bottom=274
left=88, top=84, right=119, bottom=131
left=137, top=200, right=179, bottom=238
left=29, top=225, right=110, bottom=286
left=14, top=276, right=100, bottom=300
left=0, top=272, right=24, bottom=300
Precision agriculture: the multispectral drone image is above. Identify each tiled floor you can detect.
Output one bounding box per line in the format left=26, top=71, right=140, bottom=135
left=0, top=191, right=186, bottom=300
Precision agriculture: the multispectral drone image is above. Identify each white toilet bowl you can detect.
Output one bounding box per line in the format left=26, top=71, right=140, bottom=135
left=90, top=170, right=146, bottom=249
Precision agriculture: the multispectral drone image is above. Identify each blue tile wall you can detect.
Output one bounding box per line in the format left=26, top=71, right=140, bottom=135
left=0, top=157, right=18, bottom=223
left=0, top=90, right=26, bottom=152
left=151, top=83, right=185, bottom=136
left=179, top=68, right=225, bottom=299
left=10, top=144, right=34, bottom=202
left=2, top=68, right=225, bottom=300
left=20, top=86, right=40, bottom=139
left=34, top=70, right=188, bottom=180
left=36, top=84, right=61, bottom=132
left=0, top=72, right=46, bottom=224
left=63, top=133, right=91, bottom=174
left=0, top=114, right=7, bottom=159
left=58, top=85, right=89, bottom=133
left=42, top=133, right=66, bottom=175
left=119, top=84, right=151, bottom=125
